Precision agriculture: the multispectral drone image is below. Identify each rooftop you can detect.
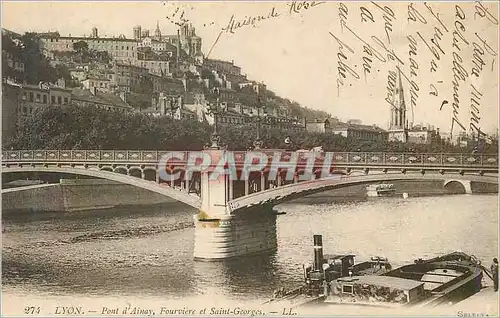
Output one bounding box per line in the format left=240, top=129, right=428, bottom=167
left=39, top=34, right=138, bottom=42
left=71, top=89, right=130, bottom=109
left=331, top=122, right=387, bottom=132
left=21, top=83, right=71, bottom=92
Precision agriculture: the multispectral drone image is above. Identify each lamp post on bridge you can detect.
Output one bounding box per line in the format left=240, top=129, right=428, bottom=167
left=253, top=96, right=265, bottom=150
left=207, top=87, right=222, bottom=149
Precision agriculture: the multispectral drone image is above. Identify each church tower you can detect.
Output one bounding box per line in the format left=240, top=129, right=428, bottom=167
left=154, top=21, right=162, bottom=40
left=388, top=68, right=408, bottom=142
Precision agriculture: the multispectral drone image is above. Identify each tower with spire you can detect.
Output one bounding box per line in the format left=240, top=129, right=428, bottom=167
left=388, top=68, right=408, bottom=142
left=154, top=21, right=162, bottom=40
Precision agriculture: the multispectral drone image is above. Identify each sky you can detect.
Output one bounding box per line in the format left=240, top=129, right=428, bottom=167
left=2, top=1, right=499, bottom=135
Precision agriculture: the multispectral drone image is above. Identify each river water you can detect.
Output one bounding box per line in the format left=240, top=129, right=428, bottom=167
left=2, top=194, right=498, bottom=314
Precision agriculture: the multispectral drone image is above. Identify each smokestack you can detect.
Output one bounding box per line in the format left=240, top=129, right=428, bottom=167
left=313, top=235, right=324, bottom=272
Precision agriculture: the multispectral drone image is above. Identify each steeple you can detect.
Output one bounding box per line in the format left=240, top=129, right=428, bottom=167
left=154, top=20, right=161, bottom=39
left=391, top=67, right=406, bottom=129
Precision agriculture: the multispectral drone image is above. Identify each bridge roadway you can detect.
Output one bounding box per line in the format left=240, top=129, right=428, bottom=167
left=2, top=149, right=498, bottom=260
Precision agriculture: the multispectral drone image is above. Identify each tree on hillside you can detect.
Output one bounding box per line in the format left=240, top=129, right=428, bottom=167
left=8, top=32, right=62, bottom=85
left=72, top=41, right=89, bottom=63
left=2, top=33, right=26, bottom=83
left=89, top=50, right=111, bottom=64
left=73, top=41, right=89, bottom=54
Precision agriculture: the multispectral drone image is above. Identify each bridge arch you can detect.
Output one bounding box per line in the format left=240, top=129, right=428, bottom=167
left=143, top=168, right=157, bottom=181
left=443, top=179, right=472, bottom=194
left=113, top=166, right=128, bottom=175
left=2, top=166, right=201, bottom=209
left=228, top=173, right=497, bottom=212
left=128, top=167, right=143, bottom=178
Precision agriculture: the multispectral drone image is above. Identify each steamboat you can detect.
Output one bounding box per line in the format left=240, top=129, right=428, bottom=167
left=267, top=235, right=485, bottom=309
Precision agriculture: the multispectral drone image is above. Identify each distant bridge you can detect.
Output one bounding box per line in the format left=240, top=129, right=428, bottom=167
left=2, top=149, right=498, bottom=259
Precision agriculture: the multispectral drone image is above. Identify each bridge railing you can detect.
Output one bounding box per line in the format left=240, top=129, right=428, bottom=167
left=1, top=150, right=498, bottom=168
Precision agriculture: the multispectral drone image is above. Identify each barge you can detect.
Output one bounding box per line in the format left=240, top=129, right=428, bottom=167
left=267, top=235, right=485, bottom=309
left=366, top=183, right=396, bottom=197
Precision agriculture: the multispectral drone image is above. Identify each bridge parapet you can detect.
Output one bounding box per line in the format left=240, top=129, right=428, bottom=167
left=2, top=150, right=498, bottom=170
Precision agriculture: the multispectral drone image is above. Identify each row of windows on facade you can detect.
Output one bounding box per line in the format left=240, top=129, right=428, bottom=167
left=343, top=130, right=385, bottom=140
left=22, top=92, right=69, bottom=105
left=58, top=43, right=135, bottom=51
left=48, top=38, right=137, bottom=50
left=18, top=103, right=129, bottom=116
left=89, top=81, right=110, bottom=89
left=138, top=61, right=169, bottom=67
left=218, top=115, right=303, bottom=126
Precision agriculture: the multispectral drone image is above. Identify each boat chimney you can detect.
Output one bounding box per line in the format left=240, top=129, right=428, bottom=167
left=313, top=235, right=324, bottom=272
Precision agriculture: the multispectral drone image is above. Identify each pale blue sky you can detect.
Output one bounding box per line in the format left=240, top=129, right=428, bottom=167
left=2, top=1, right=499, bottom=135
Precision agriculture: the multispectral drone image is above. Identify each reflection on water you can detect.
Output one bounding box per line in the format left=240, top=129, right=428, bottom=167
left=2, top=195, right=498, bottom=303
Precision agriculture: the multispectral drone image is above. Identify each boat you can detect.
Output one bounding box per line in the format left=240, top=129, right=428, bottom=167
left=267, top=235, right=485, bottom=309
left=366, top=183, right=396, bottom=197
left=265, top=235, right=393, bottom=306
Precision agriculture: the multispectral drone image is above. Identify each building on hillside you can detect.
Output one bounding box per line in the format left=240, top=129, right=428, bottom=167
left=218, top=87, right=237, bottom=104
left=150, top=74, right=184, bottom=94
left=144, top=92, right=196, bottom=120
left=238, top=81, right=267, bottom=95
left=82, top=75, right=113, bottom=93
left=183, top=90, right=208, bottom=122
left=2, top=50, right=25, bottom=75
left=173, top=105, right=197, bottom=121
left=407, top=124, right=438, bottom=145
left=113, top=62, right=149, bottom=92
left=69, top=67, right=88, bottom=82
left=204, top=59, right=241, bottom=76
left=18, top=82, right=72, bottom=117
left=387, top=69, right=408, bottom=142
left=305, top=118, right=332, bottom=134
left=39, top=28, right=138, bottom=62
left=2, top=30, right=27, bottom=83
left=133, top=57, right=170, bottom=76
left=71, top=88, right=132, bottom=112
left=223, top=73, right=248, bottom=87
left=138, top=37, right=178, bottom=55
left=331, top=122, right=388, bottom=142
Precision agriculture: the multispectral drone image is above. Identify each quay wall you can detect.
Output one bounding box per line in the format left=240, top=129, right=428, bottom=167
left=1, top=179, right=175, bottom=214
left=1, top=184, right=65, bottom=212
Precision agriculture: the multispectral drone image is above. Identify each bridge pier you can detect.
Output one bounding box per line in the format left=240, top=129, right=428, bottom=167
left=193, top=149, right=277, bottom=260
left=193, top=207, right=277, bottom=260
